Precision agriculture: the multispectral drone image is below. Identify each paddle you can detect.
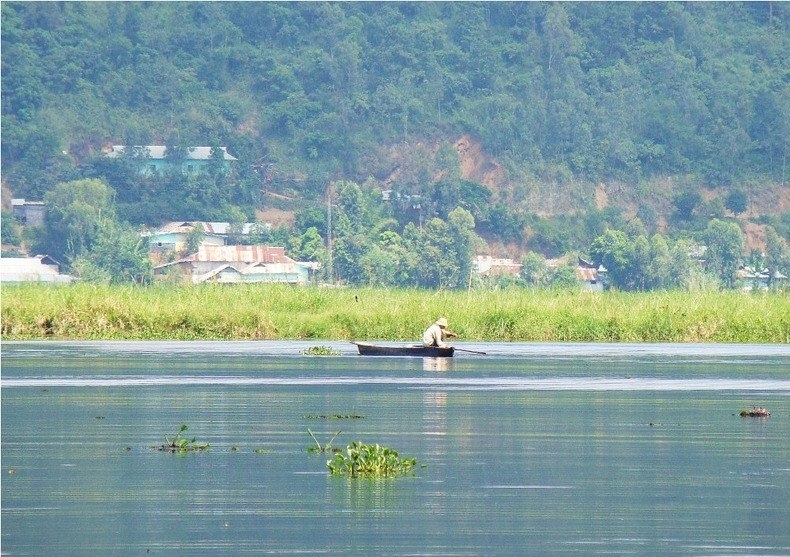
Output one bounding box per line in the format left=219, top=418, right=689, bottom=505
left=454, top=347, right=487, bottom=355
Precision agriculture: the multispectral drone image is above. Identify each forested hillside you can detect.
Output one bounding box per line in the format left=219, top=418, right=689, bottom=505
left=2, top=2, right=788, bottom=288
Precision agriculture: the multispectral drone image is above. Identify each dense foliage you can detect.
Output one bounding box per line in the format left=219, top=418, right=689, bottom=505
left=3, top=2, right=786, bottom=194
left=2, top=2, right=788, bottom=288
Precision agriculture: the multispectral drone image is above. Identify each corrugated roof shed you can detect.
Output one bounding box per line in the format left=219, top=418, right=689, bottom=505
left=188, top=245, right=294, bottom=264
left=576, top=267, right=599, bottom=282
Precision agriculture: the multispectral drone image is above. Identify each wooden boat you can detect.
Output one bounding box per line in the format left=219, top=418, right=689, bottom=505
left=352, top=341, right=454, bottom=358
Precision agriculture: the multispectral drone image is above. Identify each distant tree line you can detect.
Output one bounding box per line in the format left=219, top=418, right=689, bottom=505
left=11, top=176, right=787, bottom=291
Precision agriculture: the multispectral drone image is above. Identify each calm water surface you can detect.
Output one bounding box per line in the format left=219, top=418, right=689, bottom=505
left=2, top=341, right=789, bottom=556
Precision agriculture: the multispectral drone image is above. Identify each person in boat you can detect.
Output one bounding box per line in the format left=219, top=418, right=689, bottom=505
left=423, top=317, right=457, bottom=348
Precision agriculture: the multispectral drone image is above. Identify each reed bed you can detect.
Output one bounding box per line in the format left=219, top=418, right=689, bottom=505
left=2, top=283, right=788, bottom=343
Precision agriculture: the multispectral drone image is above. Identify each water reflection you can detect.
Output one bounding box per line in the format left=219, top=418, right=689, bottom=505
left=423, top=357, right=451, bottom=372
left=422, top=390, right=448, bottom=437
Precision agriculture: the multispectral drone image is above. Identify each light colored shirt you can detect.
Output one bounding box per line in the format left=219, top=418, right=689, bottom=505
left=423, top=324, right=448, bottom=347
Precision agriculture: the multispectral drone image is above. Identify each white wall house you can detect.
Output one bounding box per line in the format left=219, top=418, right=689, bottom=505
left=0, top=256, right=74, bottom=284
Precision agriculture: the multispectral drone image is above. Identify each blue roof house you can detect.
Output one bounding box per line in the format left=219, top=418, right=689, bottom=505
left=105, top=145, right=237, bottom=175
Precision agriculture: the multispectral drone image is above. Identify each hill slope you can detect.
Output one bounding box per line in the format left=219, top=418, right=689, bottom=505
left=2, top=2, right=788, bottom=251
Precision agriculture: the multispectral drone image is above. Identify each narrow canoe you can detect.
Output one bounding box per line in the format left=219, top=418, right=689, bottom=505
left=352, top=342, right=454, bottom=358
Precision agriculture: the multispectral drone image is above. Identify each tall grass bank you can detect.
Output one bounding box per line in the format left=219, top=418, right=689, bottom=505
left=2, top=284, right=788, bottom=343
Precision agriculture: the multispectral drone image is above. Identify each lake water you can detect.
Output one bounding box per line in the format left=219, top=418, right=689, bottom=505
left=2, top=341, right=789, bottom=556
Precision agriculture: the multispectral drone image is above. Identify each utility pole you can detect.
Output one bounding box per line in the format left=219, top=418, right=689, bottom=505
left=326, top=183, right=333, bottom=284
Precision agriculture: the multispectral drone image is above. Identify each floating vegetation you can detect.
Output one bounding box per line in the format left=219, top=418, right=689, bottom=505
left=739, top=406, right=770, bottom=417
left=304, top=413, right=364, bottom=420
left=327, top=441, right=418, bottom=478
left=152, top=424, right=209, bottom=453
left=307, top=429, right=342, bottom=454
left=303, top=346, right=341, bottom=356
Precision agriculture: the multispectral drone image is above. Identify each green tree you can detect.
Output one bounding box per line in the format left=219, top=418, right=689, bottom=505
left=165, top=141, right=189, bottom=164
left=589, top=229, right=633, bottom=290
left=294, top=206, right=327, bottom=238
left=1, top=211, right=21, bottom=246
left=405, top=209, right=482, bottom=290
left=207, top=144, right=228, bottom=178
left=447, top=207, right=478, bottom=289
left=332, top=233, right=372, bottom=285
left=416, top=217, right=458, bottom=289
left=703, top=219, right=744, bottom=288
left=184, top=225, right=205, bottom=255
left=724, top=188, right=748, bottom=216
left=672, top=190, right=702, bottom=222
left=646, top=234, right=672, bottom=289
left=764, top=226, right=787, bottom=288
left=630, top=235, right=651, bottom=290
left=358, top=244, right=399, bottom=287
left=71, top=221, right=152, bottom=284
left=39, top=178, right=115, bottom=265
left=549, top=262, right=581, bottom=289
left=288, top=226, right=324, bottom=262
left=483, top=204, right=526, bottom=244
left=521, top=252, right=549, bottom=287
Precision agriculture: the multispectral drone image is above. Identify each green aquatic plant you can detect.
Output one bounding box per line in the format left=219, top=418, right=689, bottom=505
left=327, top=441, right=418, bottom=478
left=307, top=429, right=342, bottom=454
left=153, top=424, right=209, bottom=453
left=303, top=345, right=341, bottom=356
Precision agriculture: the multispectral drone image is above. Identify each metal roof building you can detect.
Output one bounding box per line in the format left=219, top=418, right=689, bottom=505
left=0, top=256, right=74, bottom=284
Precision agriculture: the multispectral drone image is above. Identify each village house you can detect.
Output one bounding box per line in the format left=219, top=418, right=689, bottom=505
left=11, top=198, right=45, bottom=227
left=576, top=258, right=607, bottom=291
left=146, top=221, right=224, bottom=263
left=144, top=221, right=271, bottom=265
left=0, top=255, right=74, bottom=284
left=152, top=244, right=316, bottom=285
left=473, top=255, right=522, bottom=278
left=104, top=145, right=237, bottom=175
left=737, top=265, right=788, bottom=291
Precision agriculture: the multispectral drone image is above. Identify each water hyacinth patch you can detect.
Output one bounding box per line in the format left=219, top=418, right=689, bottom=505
left=327, top=441, right=418, bottom=478
left=302, top=345, right=341, bottom=356
left=153, top=424, right=209, bottom=453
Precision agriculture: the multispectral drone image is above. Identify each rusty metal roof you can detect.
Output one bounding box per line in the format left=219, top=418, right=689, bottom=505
left=576, top=267, right=599, bottom=282
left=190, top=245, right=294, bottom=264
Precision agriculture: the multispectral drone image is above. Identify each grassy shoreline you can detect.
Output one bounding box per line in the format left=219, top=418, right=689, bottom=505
left=1, top=283, right=788, bottom=343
